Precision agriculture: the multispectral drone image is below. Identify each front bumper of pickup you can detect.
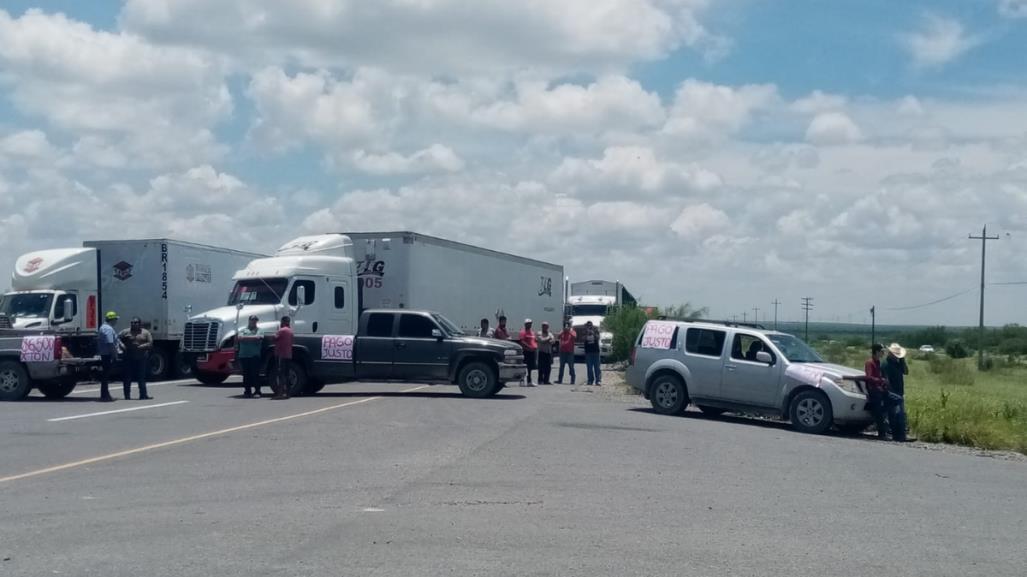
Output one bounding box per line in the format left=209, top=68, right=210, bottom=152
left=498, top=362, right=527, bottom=382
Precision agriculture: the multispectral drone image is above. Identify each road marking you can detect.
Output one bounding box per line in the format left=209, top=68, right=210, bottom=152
left=1, top=384, right=430, bottom=485
left=48, top=401, right=190, bottom=422
left=362, top=508, right=385, bottom=512
left=71, top=378, right=201, bottom=395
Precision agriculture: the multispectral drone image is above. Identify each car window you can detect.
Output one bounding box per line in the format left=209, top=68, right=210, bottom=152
left=53, top=294, right=78, bottom=319
left=685, top=328, right=726, bottom=357
left=731, top=333, right=774, bottom=363
left=398, top=314, right=438, bottom=338
left=365, top=313, right=394, bottom=337
left=288, top=280, right=316, bottom=306
left=334, top=286, right=345, bottom=309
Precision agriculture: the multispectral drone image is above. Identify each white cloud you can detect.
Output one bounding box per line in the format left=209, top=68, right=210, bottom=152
left=670, top=203, right=731, bottom=240
left=900, top=14, right=982, bottom=68
left=662, top=79, right=778, bottom=141
left=998, top=0, right=1027, bottom=18
left=805, top=112, right=863, bottom=145
left=350, top=145, right=465, bottom=175
left=791, top=90, right=848, bottom=114
left=551, top=146, right=723, bottom=200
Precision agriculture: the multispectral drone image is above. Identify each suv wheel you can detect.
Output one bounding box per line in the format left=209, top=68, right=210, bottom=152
left=458, top=362, right=497, bottom=398
left=649, top=374, right=687, bottom=415
left=789, top=389, right=834, bottom=434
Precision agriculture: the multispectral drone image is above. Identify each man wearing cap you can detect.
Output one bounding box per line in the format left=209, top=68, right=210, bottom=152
left=518, top=319, right=538, bottom=386
left=882, top=343, right=910, bottom=442
left=95, top=311, right=119, bottom=402
left=119, top=317, right=154, bottom=400
left=236, top=315, right=265, bottom=398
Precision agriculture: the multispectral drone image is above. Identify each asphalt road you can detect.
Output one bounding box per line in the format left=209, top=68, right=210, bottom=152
left=1, top=375, right=1025, bottom=577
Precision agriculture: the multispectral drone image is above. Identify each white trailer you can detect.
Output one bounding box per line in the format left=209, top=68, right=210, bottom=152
left=346, top=232, right=564, bottom=331
left=0, top=239, right=264, bottom=379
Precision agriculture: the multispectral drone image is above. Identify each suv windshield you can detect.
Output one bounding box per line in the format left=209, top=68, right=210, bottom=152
left=570, top=304, right=609, bottom=316
left=0, top=293, right=54, bottom=319
left=432, top=313, right=464, bottom=336
left=228, top=278, right=288, bottom=306
left=767, top=334, right=824, bottom=363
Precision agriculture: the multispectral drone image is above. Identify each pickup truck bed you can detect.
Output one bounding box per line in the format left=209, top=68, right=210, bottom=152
left=0, top=331, right=99, bottom=401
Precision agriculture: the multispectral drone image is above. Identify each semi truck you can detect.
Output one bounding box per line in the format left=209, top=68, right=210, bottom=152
left=0, top=240, right=264, bottom=387
left=566, top=280, right=636, bottom=358
left=183, top=232, right=564, bottom=385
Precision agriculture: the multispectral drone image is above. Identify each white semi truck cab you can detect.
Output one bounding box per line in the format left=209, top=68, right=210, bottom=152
left=566, top=294, right=615, bottom=357
left=183, top=234, right=359, bottom=383
left=0, top=248, right=99, bottom=333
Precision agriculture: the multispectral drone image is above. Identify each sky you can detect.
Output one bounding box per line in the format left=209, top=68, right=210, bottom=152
left=2, top=0, right=1027, bottom=327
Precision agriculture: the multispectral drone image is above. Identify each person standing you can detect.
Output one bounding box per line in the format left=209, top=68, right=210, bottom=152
left=272, top=316, right=294, bottom=399
left=882, top=343, right=911, bottom=442
left=478, top=318, right=493, bottom=338
left=493, top=315, right=510, bottom=341
left=236, top=315, right=264, bottom=398
left=864, top=343, right=894, bottom=440
left=518, top=319, right=538, bottom=386
left=95, top=311, right=119, bottom=402
left=537, top=321, right=555, bottom=385
left=556, top=321, right=577, bottom=384
left=583, top=321, right=602, bottom=386
left=119, top=317, right=153, bottom=400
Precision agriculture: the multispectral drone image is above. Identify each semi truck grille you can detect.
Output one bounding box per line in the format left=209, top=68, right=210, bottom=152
left=0, top=315, right=10, bottom=329
left=183, top=321, right=220, bottom=352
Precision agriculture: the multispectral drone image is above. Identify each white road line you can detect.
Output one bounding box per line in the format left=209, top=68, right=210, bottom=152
left=70, top=378, right=200, bottom=395
left=48, top=401, right=190, bottom=422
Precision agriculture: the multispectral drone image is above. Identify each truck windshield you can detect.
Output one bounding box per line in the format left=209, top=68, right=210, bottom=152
left=0, top=293, right=54, bottom=319
left=570, top=304, right=609, bottom=316
left=432, top=313, right=464, bottom=336
left=228, top=278, right=288, bottom=306
left=767, top=334, right=824, bottom=363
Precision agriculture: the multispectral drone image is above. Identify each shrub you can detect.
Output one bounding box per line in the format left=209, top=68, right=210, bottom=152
left=602, top=305, right=650, bottom=362
left=945, top=339, right=972, bottom=359
left=929, top=357, right=976, bottom=386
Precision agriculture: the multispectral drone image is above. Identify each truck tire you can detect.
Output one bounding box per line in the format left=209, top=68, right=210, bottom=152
left=286, top=362, right=308, bottom=397
left=194, top=371, right=229, bottom=385
left=148, top=347, right=171, bottom=381
left=38, top=379, right=77, bottom=399
left=174, top=351, right=194, bottom=379
left=789, top=389, right=834, bottom=435
left=0, top=361, right=32, bottom=401
left=457, top=361, right=497, bottom=398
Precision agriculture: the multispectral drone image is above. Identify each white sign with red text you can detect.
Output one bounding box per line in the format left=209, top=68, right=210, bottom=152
left=321, top=335, right=355, bottom=361
left=640, top=321, right=677, bottom=349
left=21, top=336, right=56, bottom=363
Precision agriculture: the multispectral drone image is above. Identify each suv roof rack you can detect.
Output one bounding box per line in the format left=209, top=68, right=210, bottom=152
left=654, top=317, right=768, bottom=330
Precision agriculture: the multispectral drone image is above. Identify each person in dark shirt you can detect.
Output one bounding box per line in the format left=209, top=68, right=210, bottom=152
left=864, top=344, right=891, bottom=439
left=882, top=343, right=910, bottom=442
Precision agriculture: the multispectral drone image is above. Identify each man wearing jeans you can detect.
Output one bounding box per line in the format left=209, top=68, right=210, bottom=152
left=583, top=321, right=602, bottom=386
left=119, top=317, right=153, bottom=400
left=236, top=315, right=264, bottom=398
left=272, top=316, right=294, bottom=399
left=95, top=311, right=119, bottom=402
left=556, top=321, right=576, bottom=384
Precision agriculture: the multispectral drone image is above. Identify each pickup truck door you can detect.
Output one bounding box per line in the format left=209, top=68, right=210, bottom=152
left=392, top=313, right=451, bottom=381
left=721, top=332, right=780, bottom=407
left=355, top=312, right=396, bottom=379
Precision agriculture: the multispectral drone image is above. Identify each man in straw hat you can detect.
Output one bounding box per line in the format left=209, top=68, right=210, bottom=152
left=883, top=343, right=911, bottom=442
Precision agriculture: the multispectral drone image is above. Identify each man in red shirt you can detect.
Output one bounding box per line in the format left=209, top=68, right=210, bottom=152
left=273, top=316, right=294, bottom=400
left=864, top=343, right=893, bottom=439
left=519, top=319, right=538, bottom=387
left=556, top=321, right=577, bottom=384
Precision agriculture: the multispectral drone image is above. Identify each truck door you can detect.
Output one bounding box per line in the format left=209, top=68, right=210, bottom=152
left=326, top=278, right=354, bottom=334
left=355, top=312, right=396, bottom=379
left=392, top=313, right=451, bottom=381
left=721, top=332, right=779, bottom=407
left=681, top=327, right=727, bottom=399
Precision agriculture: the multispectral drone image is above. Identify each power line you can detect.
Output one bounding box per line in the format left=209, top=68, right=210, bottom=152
left=801, top=297, right=814, bottom=341
left=882, top=288, right=975, bottom=311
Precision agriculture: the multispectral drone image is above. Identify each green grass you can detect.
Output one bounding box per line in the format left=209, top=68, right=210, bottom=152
left=816, top=344, right=1027, bottom=454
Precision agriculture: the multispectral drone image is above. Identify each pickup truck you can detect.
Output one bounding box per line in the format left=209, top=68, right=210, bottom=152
left=0, top=330, right=98, bottom=401
left=256, top=309, right=527, bottom=398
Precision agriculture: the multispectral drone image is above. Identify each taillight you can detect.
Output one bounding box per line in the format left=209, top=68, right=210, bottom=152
left=629, top=346, right=637, bottom=366
left=54, top=336, right=63, bottom=360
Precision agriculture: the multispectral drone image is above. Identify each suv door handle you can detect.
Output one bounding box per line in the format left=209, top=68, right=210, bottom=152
left=725, top=364, right=737, bottom=371
left=394, top=342, right=406, bottom=349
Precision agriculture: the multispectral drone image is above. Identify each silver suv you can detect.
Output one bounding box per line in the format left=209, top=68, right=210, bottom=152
left=625, top=320, right=871, bottom=434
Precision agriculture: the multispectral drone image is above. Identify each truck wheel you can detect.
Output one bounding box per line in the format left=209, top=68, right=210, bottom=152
left=148, top=348, right=171, bottom=381
left=789, top=389, right=834, bottom=435
left=286, top=363, right=308, bottom=397
left=649, top=374, right=687, bottom=415
left=174, top=351, right=194, bottom=379
left=194, top=371, right=229, bottom=385
left=457, top=362, right=497, bottom=398
left=0, top=361, right=32, bottom=401
left=38, top=380, right=77, bottom=399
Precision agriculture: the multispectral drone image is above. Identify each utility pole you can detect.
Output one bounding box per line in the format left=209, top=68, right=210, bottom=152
left=801, top=297, right=814, bottom=341
left=771, top=299, right=781, bottom=331
left=742, top=311, right=747, bottom=324
left=969, top=226, right=1001, bottom=371
left=752, top=306, right=760, bottom=326
left=870, top=306, right=876, bottom=346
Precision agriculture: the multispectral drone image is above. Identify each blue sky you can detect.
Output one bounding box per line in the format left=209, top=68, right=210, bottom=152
left=1, top=1, right=1027, bottom=325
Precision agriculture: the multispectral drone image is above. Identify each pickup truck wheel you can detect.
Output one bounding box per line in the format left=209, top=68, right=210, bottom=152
left=458, top=362, right=496, bottom=398
left=38, top=379, right=77, bottom=399
left=286, top=363, right=308, bottom=397
left=649, top=374, right=687, bottom=415
left=0, top=361, right=32, bottom=401
left=789, top=389, right=834, bottom=435
left=148, top=348, right=170, bottom=381
left=194, top=371, right=229, bottom=385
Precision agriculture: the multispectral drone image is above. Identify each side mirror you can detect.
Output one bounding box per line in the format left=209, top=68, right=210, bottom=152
left=756, top=351, right=773, bottom=364
left=62, top=298, right=74, bottom=323
left=431, top=328, right=443, bottom=340
left=296, top=285, right=307, bottom=307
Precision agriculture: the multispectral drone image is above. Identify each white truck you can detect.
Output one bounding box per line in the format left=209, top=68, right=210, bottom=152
left=183, top=232, right=564, bottom=386
left=566, top=280, right=637, bottom=358
left=0, top=240, right=264, bottom=382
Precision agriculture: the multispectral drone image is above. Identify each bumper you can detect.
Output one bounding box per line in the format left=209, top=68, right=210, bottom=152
left=195, top=349, right=236, bottom=375
left=498, top=362, right=527, bottom=382
left=824, top=386, right=873, bottom=423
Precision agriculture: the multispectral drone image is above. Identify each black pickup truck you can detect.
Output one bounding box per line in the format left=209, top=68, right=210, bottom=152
left=264, top=309, right=527, bottom=398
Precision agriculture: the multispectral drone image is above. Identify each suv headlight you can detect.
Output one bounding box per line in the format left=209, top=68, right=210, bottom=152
left=504, top=349, right=518, bottom=357
left=831, top=378, right=864, bottom=396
